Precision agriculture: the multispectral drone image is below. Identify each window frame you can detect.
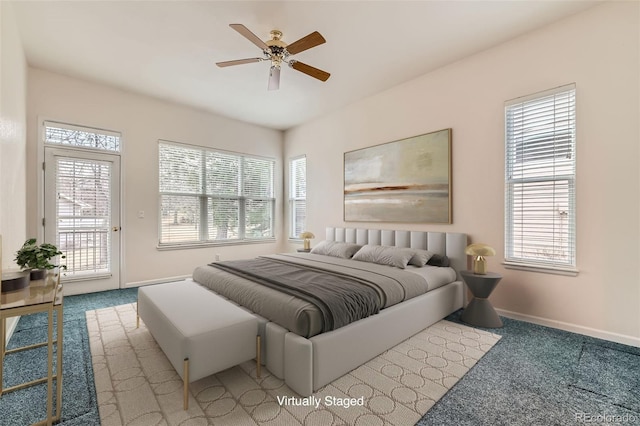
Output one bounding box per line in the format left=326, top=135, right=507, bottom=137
left=504, top=84, right=577, bottom=276
left=288, top=155, right=307, bottom=239
left=157, top=140, right=275, bottom=249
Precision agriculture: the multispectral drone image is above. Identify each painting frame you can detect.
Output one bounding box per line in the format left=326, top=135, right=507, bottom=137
left=344, top=128, right=452, bottom=223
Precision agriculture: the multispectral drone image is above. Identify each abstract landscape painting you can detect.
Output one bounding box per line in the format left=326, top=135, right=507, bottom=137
left=344, top=129, right=451, bottom=223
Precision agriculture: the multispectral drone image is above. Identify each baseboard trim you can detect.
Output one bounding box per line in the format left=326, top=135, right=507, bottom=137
left=496, top=308, right=640, bottom=348
left=125, top=275, right=191, bottom=288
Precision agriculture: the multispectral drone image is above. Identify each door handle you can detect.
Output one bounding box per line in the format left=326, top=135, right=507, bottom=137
left=112, top=226, right=121, bottom=232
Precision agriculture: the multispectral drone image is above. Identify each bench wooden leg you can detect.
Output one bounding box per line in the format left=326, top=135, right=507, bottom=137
left=256, top=335, right=261, bottom=379
left=183, top=358, right=189, bottom=410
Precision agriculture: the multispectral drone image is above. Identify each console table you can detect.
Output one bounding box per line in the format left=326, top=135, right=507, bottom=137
left=460, top=270, right=503, bottom=328
left=1, top=273, right=63, bottom=426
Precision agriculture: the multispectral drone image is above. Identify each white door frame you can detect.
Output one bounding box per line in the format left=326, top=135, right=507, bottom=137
left=38, top=119, right=124, bottom=295
left=44, top=147, right=121, bottom=295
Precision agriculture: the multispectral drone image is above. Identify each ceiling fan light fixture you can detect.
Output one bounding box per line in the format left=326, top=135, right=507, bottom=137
left=216, top=24, right=330, bottom=90
left=268, top=66, right=281, bottom=91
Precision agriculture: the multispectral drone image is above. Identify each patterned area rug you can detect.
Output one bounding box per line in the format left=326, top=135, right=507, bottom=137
left=87, top=304, right=500, bottom=425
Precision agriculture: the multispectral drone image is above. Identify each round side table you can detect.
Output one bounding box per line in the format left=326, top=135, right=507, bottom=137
left=460, top=270, right=503, bottom=328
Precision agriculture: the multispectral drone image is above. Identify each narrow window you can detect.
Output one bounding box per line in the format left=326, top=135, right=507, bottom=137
left=289, top=156, right=306, bottom=238
left=505, top=84, right=576, bottom=273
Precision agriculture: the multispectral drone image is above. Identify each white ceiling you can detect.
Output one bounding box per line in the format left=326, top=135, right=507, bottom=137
left=12, top=1, right=600, bottom=130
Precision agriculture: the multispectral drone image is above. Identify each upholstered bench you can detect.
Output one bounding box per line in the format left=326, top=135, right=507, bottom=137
left=137, top=280, right=260, bottom=409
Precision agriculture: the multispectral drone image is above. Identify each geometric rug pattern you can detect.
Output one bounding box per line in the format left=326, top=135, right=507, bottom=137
left=87, top=303, right=500, bottom=425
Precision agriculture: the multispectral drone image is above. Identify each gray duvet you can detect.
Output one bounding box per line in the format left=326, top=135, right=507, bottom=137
left=192, top=253, right=454, bottom=338
left=210, top=257, right=381, bottom=333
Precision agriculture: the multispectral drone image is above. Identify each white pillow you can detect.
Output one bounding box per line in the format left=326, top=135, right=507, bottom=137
left=408, top=249, right=435, bottom=267
left=310, top=240, right=362, bottom=259
left=352, top=245, right=416, bottom=269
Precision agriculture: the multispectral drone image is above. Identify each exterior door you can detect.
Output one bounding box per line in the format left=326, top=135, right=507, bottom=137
left=44, top=147, right=121, bottom=295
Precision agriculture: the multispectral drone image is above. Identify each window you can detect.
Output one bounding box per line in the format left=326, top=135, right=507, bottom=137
left=158, top=141, right=275, bottom=246
left=44, top=120, right=121, bottom=152
left=289, top=156, right=306, bottom=238
left=505, top=84, right=576, bottom=274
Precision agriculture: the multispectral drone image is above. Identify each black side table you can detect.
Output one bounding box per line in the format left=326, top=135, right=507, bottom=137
left=460, top=270, right=503, bottom=328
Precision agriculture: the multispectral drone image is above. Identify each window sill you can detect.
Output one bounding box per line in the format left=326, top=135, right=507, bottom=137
left=502, top=261, right=578, bottom=277
left=157, top=238, right=276, bottom=251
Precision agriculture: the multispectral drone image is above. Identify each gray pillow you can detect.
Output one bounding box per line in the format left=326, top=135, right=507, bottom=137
left=427, top=254, right=450, bottom=267
left=310, top=241, right=362, bottom=259
left=408, top=249, right=435, bottom=267
left=352, top=245, right=415, bottom=269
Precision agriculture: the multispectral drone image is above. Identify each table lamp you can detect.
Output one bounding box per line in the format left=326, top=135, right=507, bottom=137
left=300, top=231, right=315, bottom=250
left=465, top=243, right=496, bottom=275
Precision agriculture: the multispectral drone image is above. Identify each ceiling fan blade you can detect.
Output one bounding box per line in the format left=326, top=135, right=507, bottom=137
left=285, top=31, right=326, bottom=55
left=268, top=66, right=281, bottom=91
left=216, top=58, right=262, bottom=67
left=290, top=61, right=330, bottom=82
left=229, top=24, right=269, bottom=51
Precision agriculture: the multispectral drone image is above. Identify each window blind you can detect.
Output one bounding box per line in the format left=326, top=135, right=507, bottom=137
left=205, top=152, right=239, bottom=196
left=158, top=141, right=275, bottom=245
left=505, top=84, right=576, bottom=270
left=289, top=156, right=307, bottom=238
left=56, top=158, right=111, bottom=276
left=160, top=144, right=203, bottom=194
left=244, top=157, right=274, bottom=198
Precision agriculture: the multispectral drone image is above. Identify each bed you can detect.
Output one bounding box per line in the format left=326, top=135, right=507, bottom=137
left=191, top=227, right=467, bottom=396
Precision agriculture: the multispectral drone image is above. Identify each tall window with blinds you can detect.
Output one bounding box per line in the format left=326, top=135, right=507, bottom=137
left=289, top=156, right=307, bottom=238
left=505, top=84, right=576, bottom=273
left=158, top=141, right=275, bottom=245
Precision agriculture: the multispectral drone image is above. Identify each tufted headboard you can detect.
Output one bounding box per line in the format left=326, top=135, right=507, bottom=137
left=325, top=227, right=468, bottom=280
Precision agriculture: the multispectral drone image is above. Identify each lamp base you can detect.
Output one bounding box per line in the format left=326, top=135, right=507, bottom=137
left=472, top=257, right=487, bottom=274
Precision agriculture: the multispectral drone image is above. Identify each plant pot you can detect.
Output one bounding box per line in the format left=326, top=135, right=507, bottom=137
left=2, top=271, right=30, bottom=293
left=30, top=268, right=47, bottom=280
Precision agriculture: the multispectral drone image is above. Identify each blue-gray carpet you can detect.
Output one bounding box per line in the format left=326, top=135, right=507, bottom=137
left=0, top=288, right=137, bottom=426
left=2, top=289, right=639, bottom=425
left=418, top=311, right=640, bottom=425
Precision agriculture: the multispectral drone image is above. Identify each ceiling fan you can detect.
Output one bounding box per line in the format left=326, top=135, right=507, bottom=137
left=216, top=24, right=331, bottom=91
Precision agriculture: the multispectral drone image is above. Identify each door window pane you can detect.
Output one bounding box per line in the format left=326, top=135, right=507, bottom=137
left=56, top=158, right=111, bottom=277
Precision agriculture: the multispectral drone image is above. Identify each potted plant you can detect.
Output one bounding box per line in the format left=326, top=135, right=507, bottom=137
left=15, top=238, right=66, bottom=280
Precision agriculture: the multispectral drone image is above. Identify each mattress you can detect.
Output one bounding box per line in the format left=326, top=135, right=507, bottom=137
left=192, top=252, right=456, bottom=338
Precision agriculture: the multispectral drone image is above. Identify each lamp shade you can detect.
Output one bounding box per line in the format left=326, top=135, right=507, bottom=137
left=465, top=243, right=496, bottom=257
left=465, top=243, right=495, bottom=275
left=300, top=231, right=315, bottom=239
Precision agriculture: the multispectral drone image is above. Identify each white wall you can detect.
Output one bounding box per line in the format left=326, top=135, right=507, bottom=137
left=0, top=1, right=27, bottom=342
left=0, top=1, right=27, bottom=270
left=27, top=69, right=284, bottom=285
left=284, top=2, right=640, bottom=345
